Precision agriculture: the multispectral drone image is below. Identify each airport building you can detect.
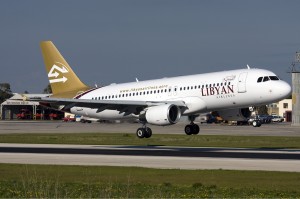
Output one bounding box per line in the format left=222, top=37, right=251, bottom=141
left=0, top=93, right=63, bottom=120
left=267, top=99, right=292, bottom=122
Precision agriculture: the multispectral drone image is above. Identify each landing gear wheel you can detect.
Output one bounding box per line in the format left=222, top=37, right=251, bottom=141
left=185, top=125, right=193, bottom=135
left=136, top=127, right=152, bottom=138
left=136, top=128, right=145, bottom=138
left=192, top=124, right=200, bottom=134
left=185, top=124, right=200, bottom=135
left=252, top=120, right=261, bottom=127
left=144, top=127, right=152, bottom=138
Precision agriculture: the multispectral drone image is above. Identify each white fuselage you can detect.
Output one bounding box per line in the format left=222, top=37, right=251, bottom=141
left=70, top=68, right=291, bottom=120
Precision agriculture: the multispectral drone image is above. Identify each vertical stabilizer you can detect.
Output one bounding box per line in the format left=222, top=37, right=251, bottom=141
left=40, top=41, right=90, bottom=98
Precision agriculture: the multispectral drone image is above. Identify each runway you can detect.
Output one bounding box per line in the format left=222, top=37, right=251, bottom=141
left=0, top=143, right=300, bottom=172
left=0, top=121, right=300, bottom=137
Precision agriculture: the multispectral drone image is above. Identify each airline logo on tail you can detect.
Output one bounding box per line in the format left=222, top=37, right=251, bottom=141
left=48, top=62, right=69, bottom=84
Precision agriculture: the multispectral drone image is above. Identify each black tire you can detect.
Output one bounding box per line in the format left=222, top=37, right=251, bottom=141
left=136, top=128, right=145, bottom=138
left=257, top=121, right=262, bottom=127
left=192, top=124, right=200, bottom=134
left=252, top=120, right=261, bottom=127
left=185, top=125, right=193, bottom=135
left=144, top=127, right=152, bottom=138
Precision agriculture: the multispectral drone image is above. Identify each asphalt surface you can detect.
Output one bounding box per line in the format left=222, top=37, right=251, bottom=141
left=0, top=121, right=300, bottom=171
left=0, top=120, right=300, bottom=136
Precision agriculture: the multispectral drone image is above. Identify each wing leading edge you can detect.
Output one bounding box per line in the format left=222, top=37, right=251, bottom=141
left=28, top=97, right=187, bottom=115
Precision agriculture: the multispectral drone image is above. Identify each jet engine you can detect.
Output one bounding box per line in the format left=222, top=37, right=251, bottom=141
left=217, top=108, right=252, bottom=121
left=139, top=104, right=181, bottom=126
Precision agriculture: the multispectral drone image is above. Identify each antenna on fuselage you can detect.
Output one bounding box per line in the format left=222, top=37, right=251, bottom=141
left=247, top=64, right=251, bottom=69
left=135, top=78, right=139, bottom=82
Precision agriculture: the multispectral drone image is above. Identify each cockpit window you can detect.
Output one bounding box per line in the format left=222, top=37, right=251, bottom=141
left=269, top=76, right=279, bottom=80
left=257, top=77, right=263, bottom=82
left=263, top=76, right=270, bottom=82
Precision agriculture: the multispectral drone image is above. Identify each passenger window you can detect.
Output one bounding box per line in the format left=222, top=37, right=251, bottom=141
left=263, top=76, right=269, bottom=82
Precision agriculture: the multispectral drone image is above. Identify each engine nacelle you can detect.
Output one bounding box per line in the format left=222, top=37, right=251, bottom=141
left=139, top=104, right=181, bottom=126
left=217, top=108, right=252, bottom=121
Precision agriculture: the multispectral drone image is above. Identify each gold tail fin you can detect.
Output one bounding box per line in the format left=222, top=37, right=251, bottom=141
left=40, top=41, right=90, bottom=98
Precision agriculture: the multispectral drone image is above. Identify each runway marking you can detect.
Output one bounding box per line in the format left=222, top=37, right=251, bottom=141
left=0, top=144, right=300, bottom=172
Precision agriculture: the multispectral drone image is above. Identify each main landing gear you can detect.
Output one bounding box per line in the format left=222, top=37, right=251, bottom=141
left=136, top=124, right=152, bottom=138
left=136, top=116, right=201, bottom=138
left=185, top=115, right=200, bottom=135
left=184, top=123, right=200, bottom=135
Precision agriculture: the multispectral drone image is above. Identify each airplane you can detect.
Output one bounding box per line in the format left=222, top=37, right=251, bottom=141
left=27, top=41, right=292, bottom=138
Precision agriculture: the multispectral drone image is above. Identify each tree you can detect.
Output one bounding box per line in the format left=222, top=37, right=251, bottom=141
left=43, top=84, right=52, bottom=94
left=255, top=105, right=268, bottom=115
left=0, top=83, right=13, bottom=104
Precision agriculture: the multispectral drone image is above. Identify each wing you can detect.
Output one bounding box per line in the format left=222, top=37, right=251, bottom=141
left=27, top=97, right=187, bottom=115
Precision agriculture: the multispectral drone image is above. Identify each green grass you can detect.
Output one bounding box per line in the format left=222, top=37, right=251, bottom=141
left=1, top=133, right=300, bottom=148
left=0, top=164, right=300, bottom=198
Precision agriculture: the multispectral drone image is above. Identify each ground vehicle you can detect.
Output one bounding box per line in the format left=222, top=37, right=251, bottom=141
left=271, top=115, right=284, bottom=122
left=257, top=115, right=272, bottom=123
left=16, top=109, right=32, bottom=119
left=62, top=115, right=76, bottom=122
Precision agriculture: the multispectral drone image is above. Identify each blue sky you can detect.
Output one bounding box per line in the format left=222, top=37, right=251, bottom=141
left=1, top=0, right=300, bottom=93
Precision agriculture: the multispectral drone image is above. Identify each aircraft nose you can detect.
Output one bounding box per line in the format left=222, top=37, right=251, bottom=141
left=278, top=81, right=292, bottom=98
